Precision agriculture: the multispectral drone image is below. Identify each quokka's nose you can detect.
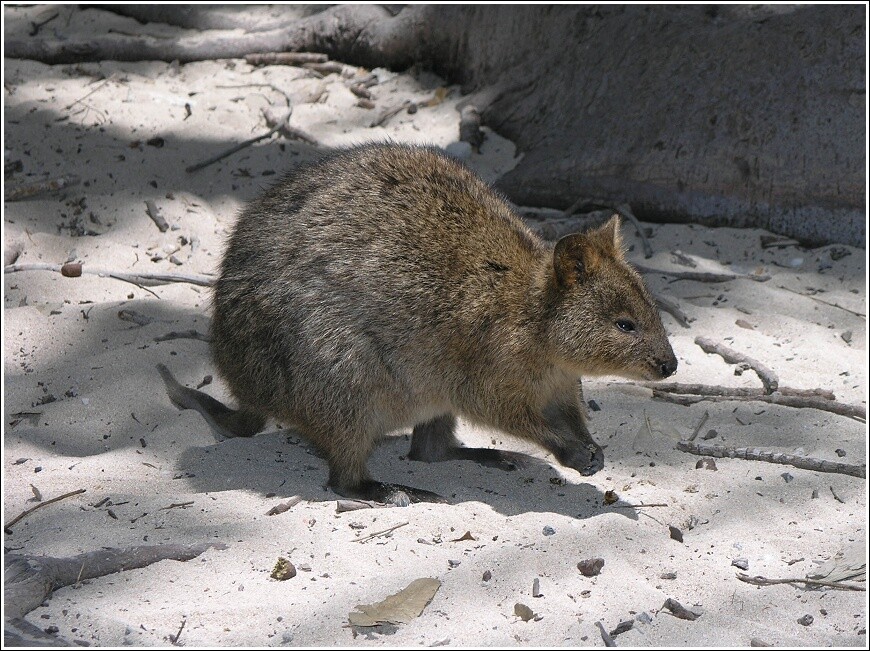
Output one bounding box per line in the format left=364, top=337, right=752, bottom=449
left=659, top=356, right=678, bottom=378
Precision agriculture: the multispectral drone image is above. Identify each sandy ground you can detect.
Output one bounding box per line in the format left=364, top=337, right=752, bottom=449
left=3, top=5, right=868, bottom=647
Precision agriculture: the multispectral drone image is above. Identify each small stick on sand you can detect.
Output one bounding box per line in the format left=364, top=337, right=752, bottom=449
left=676, top=441, right=866, bottom=479
left=145, top=200, right=169, bottom=233
left=169, top=618, right=187, bottom=646
left=829, top=485, right=845, bottom=503
left=267, top=496, right=303, bottom=516
left=735, top=573, right=865, bottom=591
left=694, top=336, right=779, bottom=394
left=653, top=391, right=864, bottom=420
left=595, top=621, right=617, bottom=647
left=154, top=330, right=211, bottom=343
left=4, top=488, right=86, bottom=533
left=370, top=101, right=411, bottom=127
left=186, top=109, right=292, bottom=173
left=5, top=174, right=80, bottom=201
left=608, top=503, right=669, bottom=509
left=159, top=501, right=195, bottom=511
left=352, top=521, right=409, bottom=543
left=777, top=285, right=865, bottom=319
left=688, top=410, right=709, bottom=442
left=653, top=293, right=692, bottom=328
left=4, top=262, right=214, bottom=287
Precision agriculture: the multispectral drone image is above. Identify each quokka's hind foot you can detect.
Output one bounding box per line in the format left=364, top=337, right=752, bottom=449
left=332, top=479, right=448, bottom=506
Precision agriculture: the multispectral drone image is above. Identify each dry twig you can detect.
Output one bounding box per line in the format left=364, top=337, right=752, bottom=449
left=634, top=264, right=770, bottom=283
left=735, top=573, right=865, bottom=591
left=186, top=109, right=292, bottom=173
left=5, top=174, right=80, bottom=201
left=352, top=521, right=408, bottom=543
left=654, top=390, right=864, bottom=420
left=694, top=336, right=779, bottom=393
left=676, top=441, right=866, bottom=479
left=145, top=200, right=169, bottom=232
left=4, top=262, right=214, bottom=287
left=4, top=488, right=86, bottom=533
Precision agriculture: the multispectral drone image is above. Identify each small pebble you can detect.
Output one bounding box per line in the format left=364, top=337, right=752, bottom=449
left=797, top=614, right=814, bottom=626
left=731, top=557, right=749, bottom=570
left=577, top=558, right=605, bottom=577
left=750, top=638, right=773, bottom=647
left=447, top=559, right=461, bottom=568
left=587, top=399, right=601, bottom=412
left=781, top=472, right=793, bottom=483
left=532, top=578, right=542, bottom=597
left=482, top=570, right=492, bottom=582
left=696, top=458, right=717, bottom=471
left=835, top=449, right=846, bottom=457
left=841, top=330, right=853, bottom=343
left=659, top=572, right=677, bottom=580
left=701, top=428, right=718, bottom=440
left=669, top=526, right=684, bottom=542
left=542, top=525, right=555, bottom=536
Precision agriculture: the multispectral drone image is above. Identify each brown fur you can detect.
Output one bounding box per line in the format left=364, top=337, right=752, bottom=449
left=202, top=143, right=677, bottom=503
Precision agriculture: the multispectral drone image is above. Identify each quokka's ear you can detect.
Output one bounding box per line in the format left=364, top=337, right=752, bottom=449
left=592, top=214, right=624, bottom=257
left=553, top=231, right=603, bottom=288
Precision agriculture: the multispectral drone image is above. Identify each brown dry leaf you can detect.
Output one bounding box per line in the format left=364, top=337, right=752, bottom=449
left=348, top=577, right=441, bottom=626
left=450, top=531, right=477, bottom=542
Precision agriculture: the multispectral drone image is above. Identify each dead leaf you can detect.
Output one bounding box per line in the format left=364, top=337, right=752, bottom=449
left=450, top=531, right=476, bottom=542
left=348, top=577, right=440, bottom=626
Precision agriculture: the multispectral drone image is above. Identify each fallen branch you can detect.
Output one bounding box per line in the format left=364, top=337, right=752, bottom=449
left=186, top=109, right=292, bottom=173
left=4, top=489, right=86, bottom=534
left=676, top=441, right=866, bottom=479
left=653, top=390, right=865, bottom=420
left=4, top=543, right=227, bottom=645
left=5, top=174, right=80, bottom=201
left=638, top=382, right=834, bottom=400
left=694, top=336, right=779, bottom=394
left=633, top=264, right=770, bottom=283
left=735, top=573, right=865, bottom=591
left=4, top=262, right=214, bottom=287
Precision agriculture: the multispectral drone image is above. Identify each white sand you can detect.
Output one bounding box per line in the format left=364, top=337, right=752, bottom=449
left=3, top=6, right=867, bottom=647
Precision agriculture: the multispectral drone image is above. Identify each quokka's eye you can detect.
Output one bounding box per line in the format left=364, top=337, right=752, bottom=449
left=616, top=319, right=636, bottom=333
